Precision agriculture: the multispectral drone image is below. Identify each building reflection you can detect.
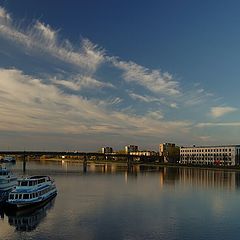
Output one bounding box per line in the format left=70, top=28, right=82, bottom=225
left=5, top=197, right=56, bottom=231
left=60, top=162, right=240, bottom=191
left=178, top=168, right=238, bottom=191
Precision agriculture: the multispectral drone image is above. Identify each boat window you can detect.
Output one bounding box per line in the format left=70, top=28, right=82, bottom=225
left=9, top=194, right=14, bottom=199
left=29, top=181, right=33, bottom=186
left=23, top=194, right=29, bottom=199
left=19, top=194, right=22, bottom=199
left=21, top=181, right=28, bottom=186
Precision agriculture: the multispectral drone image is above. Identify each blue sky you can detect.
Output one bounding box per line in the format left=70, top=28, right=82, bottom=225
left=0, top=0, right=239, bottom=151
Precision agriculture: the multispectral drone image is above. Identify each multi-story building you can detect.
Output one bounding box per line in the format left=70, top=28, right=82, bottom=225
left=101, top=147, right=113, bottom=154
left=159, top=143, right=180, bottom=163
left=180, top=145, right=240, bottom=166
left=125, top=145, right=138, bottom=153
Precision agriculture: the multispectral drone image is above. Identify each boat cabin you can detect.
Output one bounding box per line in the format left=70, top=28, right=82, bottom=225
left=18, top=176, right=50, bottom=187
left=9, top=187, right=52, bottom=200
left=0, top=168, right=10, bottom=175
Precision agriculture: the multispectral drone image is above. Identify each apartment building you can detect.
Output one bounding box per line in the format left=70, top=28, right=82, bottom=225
left=180, top=145, right=240, bottom=166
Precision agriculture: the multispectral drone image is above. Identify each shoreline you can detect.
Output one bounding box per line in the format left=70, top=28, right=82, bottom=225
left=17, top=158, right=240, bottom=172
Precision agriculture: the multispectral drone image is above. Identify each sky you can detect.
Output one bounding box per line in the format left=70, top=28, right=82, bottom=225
left=0, top=0, right=240, bottom=151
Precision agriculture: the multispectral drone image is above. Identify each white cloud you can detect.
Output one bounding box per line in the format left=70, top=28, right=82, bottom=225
left=0, top=6, right=11, bottom=23
left=210, top=106, right=237, bottom=118
left=170, top=103, right=178, bottom=108
left=128, top=92, right=159, bottom=103
left=111, top=58, right=180, bottom=96
left=34, top=21, right=57, bottom=42
left=146, top=111, right=164, bottom=120
left=2, top=6, right=237, bottom=148
left=0, top=8, right=104, bottom=72
left=0, top=68, right=192, bottom=138
left=183, top=86, right=214, bottom=107
left=196, top=122, right=240, bottom=128
left=128, top=91, right=178, bottom=108
left=51, top=75, right=114, bottom=91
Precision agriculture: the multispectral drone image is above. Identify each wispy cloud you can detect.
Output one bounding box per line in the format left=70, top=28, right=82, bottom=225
left=0, top=68, right=191, bottom=138
left=128, top=92, right=160, bottom=103
left=210, top=106, right=237, bottom=118
left=51, top=75, right=114, bottom=91
left=0, top=5, right=237, bottom=148
left=0, top=6, right=11, bottom=23
left=196, top=122, right=240, bottom=128
left=0, top=9, right=104, bottom=72
left=111, top=58, right=180, bottom=96
left=128, top=91, right=178, bottom=108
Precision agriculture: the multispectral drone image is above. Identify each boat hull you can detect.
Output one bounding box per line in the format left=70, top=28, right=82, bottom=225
left=5, top=191, right=57, bottom=210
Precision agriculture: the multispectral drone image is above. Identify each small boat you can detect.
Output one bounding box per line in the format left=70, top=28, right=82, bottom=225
left=0, top=166, right=17, bottom=191
left=1, top=156, right=16, bottom=163
left=7, top=176, right=57, bottom=208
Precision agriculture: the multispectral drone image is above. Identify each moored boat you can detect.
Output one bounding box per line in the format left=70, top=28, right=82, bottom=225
left=0, top=166, right=17, bottom=191
left=6, top=176, right=57, bottom=208
left=1, top=156, right=16, bottom=163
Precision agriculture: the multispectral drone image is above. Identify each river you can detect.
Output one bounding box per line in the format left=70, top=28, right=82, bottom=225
left=1, top=161, right=240, bottom=240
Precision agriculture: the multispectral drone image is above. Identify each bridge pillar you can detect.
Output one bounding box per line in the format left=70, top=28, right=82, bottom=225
left=83, top=154, right=87, bottom=173
left=127, top=155, right=133, bottom=172
left=23, top=151, right=26, bottom=173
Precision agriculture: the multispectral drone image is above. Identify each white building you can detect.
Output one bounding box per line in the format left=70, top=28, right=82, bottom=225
left=125, top=145, right=138, bottom=153
left=180, top=145, right=240, bottom=166
left=101, top=147, right=113, bottom=154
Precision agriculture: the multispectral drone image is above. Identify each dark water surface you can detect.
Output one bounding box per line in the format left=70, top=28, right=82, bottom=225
left=1, top=161, right=240, bottom=240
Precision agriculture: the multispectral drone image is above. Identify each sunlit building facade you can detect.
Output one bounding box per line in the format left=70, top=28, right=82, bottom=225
left=180, top=145, right=240, bottom=166
left=129, top=151, right=158, bottom=156
left=159, top=143, right=180, bottom=163
left=101, top=147, right=113, bottom=154
left=125, top=145, right=138, bottom=153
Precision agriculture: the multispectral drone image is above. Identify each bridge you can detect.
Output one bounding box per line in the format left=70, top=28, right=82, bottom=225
left=0, top=151, right=160, bottom=172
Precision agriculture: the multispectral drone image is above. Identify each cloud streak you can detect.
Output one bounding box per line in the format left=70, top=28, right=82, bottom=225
left=196, top=122, right=240, bottom=128
left=51, top=75, right=114, bottom=91
left=0, top=9, right=104, bottom=72
left=0, top=68, right=191, bottom=138
left=210, top=106, right=237, bottom=118
left=0, top=5, right=238, bottom=148
left=111, top=58, right=180, bottom=96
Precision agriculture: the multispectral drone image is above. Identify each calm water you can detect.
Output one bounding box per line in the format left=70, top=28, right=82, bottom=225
left=1, top=161, right=240, bottom=240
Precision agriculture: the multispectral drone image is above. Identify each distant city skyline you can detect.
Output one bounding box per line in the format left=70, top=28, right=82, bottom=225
left=0, top=1, right=240, bottom=151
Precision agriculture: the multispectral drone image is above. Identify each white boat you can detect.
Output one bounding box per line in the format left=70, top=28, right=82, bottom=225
left=0, top=167, right=17, bottom=191
left=7, top=176, right=57, bottom=208
left=1, top=156, right=16, bottom=163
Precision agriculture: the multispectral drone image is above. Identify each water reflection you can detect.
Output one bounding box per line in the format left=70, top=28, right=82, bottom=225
left=2, top=162, right=240, bottom=239
left=0, top=190, right=12, bottom=203
left=4, top=197, right=56, bottom=231
left=60, top=161, right=240, bottom=191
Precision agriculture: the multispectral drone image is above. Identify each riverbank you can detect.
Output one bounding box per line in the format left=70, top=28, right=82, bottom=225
left=19, top=158, right=240, bottom=172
